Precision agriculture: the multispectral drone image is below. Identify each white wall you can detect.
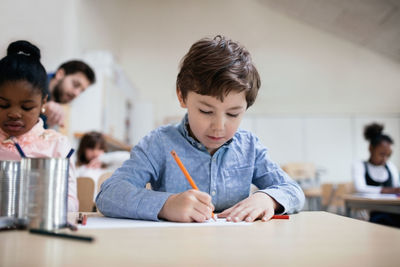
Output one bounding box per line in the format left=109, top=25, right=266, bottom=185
left=2, top=0, right=400, bottom=121
left=0, top=0, right=79, bottom=70
left=1, top=0, right=400, bottom=184
left=94, top=0, right=400, bottom=125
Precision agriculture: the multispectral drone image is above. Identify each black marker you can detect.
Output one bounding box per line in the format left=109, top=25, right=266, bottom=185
left=29, top=228, right=94, bottom=242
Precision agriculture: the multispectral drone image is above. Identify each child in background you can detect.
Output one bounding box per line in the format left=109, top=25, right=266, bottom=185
left=76, top=131, right=130, bottom=198
left=352, top=122, right=400, bottom=227
left=77, top=131, right=107, bottom=170
left=96, top=35, right=304, bottom=222
left=0, top=40, right=78, bottom=212
left=353, top=123, right=400, bottom=194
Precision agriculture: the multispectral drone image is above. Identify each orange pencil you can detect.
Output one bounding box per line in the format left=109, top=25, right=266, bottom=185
left=170, top=150, right=216, bottom=220
left=271, top=215, right=289, bottom=219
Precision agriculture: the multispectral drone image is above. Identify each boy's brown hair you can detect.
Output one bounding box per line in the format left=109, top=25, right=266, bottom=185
left=176, top=35, right=261, bottom=108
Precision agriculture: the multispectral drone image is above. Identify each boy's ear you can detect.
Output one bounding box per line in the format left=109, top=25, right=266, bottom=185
left=176, top=88, right=187, bottom=108
left=54, top=68, right=66, bottom=80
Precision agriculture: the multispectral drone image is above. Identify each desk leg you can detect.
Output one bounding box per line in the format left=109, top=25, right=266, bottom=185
left=345, top=201, right=351, bottom=218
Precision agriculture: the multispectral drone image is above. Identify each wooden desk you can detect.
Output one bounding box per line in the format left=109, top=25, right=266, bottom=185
left=344, top=193, right=400, bottom=217
left=1, top=212, right=400, bottom=266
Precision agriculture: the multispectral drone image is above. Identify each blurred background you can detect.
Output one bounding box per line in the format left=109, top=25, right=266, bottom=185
left=1, top=0, right=400, bottom=186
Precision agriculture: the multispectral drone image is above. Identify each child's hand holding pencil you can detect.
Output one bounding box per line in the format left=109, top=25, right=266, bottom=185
left=164, top=150, right=286, bottom=223
left=158, top=189, right=215, bottom=222
left=158, top=150, right=215, bottom=223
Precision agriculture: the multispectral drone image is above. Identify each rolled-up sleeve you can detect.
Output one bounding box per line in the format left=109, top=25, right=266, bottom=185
left=252, top=139, right=305, bottom=214
left=96, top=132, right=173, bottom=221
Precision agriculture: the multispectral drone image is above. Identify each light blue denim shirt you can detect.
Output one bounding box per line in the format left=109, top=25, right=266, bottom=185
left=96, top=114, right=305, bottom=221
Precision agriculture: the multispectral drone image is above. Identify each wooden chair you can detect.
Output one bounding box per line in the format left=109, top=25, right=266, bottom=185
left=282, top=162, right=321, bottom=210
left=319, top=182, right=355, bottom=214
left=320, top=183, right=335, bottom=210
left=281, top=162, right=318, bottom=188
left=97, top=172, right=113, bottom=193
left=330, top=182, right=354, bottom=215
left=77, top=177, right=95, bottom=212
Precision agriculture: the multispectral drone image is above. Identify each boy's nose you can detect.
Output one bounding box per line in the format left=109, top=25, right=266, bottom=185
left=212, top=116, right=225, bottom=131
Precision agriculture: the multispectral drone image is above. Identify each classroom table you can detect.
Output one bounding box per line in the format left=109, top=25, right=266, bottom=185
left=344, top=193, right=400, bottom=217
left=1, top=211, right=400, bottom=267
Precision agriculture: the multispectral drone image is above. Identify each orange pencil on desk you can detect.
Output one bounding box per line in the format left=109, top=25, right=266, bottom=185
left=170, top=150, right=216, bottom=220
left=271, top=215, right=289, bottom=219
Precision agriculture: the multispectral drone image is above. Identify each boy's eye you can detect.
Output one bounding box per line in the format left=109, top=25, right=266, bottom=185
left=0, top=105, right=10, bottom=109
left=22, top=106, right=35, bottom=111
left=199, top=109, right=212, bottom=115
left=227, top=113, right=239, bottom=118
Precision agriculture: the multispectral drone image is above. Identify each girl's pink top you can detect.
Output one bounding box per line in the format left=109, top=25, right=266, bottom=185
left=0, top=119, right=79, bottom=212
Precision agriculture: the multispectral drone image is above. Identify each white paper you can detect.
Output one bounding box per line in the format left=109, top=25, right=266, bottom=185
left=78, top=216, right=252, bottom=229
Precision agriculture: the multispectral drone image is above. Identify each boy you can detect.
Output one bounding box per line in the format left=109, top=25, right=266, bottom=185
left=96, top=35, right=304, bottom=222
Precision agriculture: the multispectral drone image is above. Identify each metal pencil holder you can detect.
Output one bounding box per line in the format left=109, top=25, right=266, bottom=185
left=20, top=158, right=69, bottom=231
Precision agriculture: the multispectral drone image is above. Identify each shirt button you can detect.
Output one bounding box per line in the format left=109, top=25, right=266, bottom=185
left=197, top=144, right=202, bottom=149
left=211, top=191, right=216, bottom=196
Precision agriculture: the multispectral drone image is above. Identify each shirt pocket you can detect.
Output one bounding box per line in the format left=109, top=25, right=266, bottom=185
left=222, top=166, right=254, bottom=203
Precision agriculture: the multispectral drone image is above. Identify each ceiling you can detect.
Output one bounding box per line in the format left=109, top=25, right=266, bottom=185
left=260, top=0, right=400, bottom=62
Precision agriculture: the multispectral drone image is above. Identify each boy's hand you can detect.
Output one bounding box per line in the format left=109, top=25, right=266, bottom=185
left=218, top=192, right=280, bottom=222
left=158, top=189, right=215, bottom=222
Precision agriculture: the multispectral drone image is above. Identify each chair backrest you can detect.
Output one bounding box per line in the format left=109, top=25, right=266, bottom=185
left=97, top=172, right=113, bottom=193
left=331, top=182, right=355, bottom=207
left=282, top=162, right=318, bottom=190
left=321, top=183, right=335, bottom=207
left=77, top=177, right=95, bottom=212
left=281, top=162, right=316, bottom=180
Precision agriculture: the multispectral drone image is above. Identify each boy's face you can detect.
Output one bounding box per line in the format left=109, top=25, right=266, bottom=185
left=0, top=81, right=45, bottom=137
left=178, top=90, right=247, bottom=155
